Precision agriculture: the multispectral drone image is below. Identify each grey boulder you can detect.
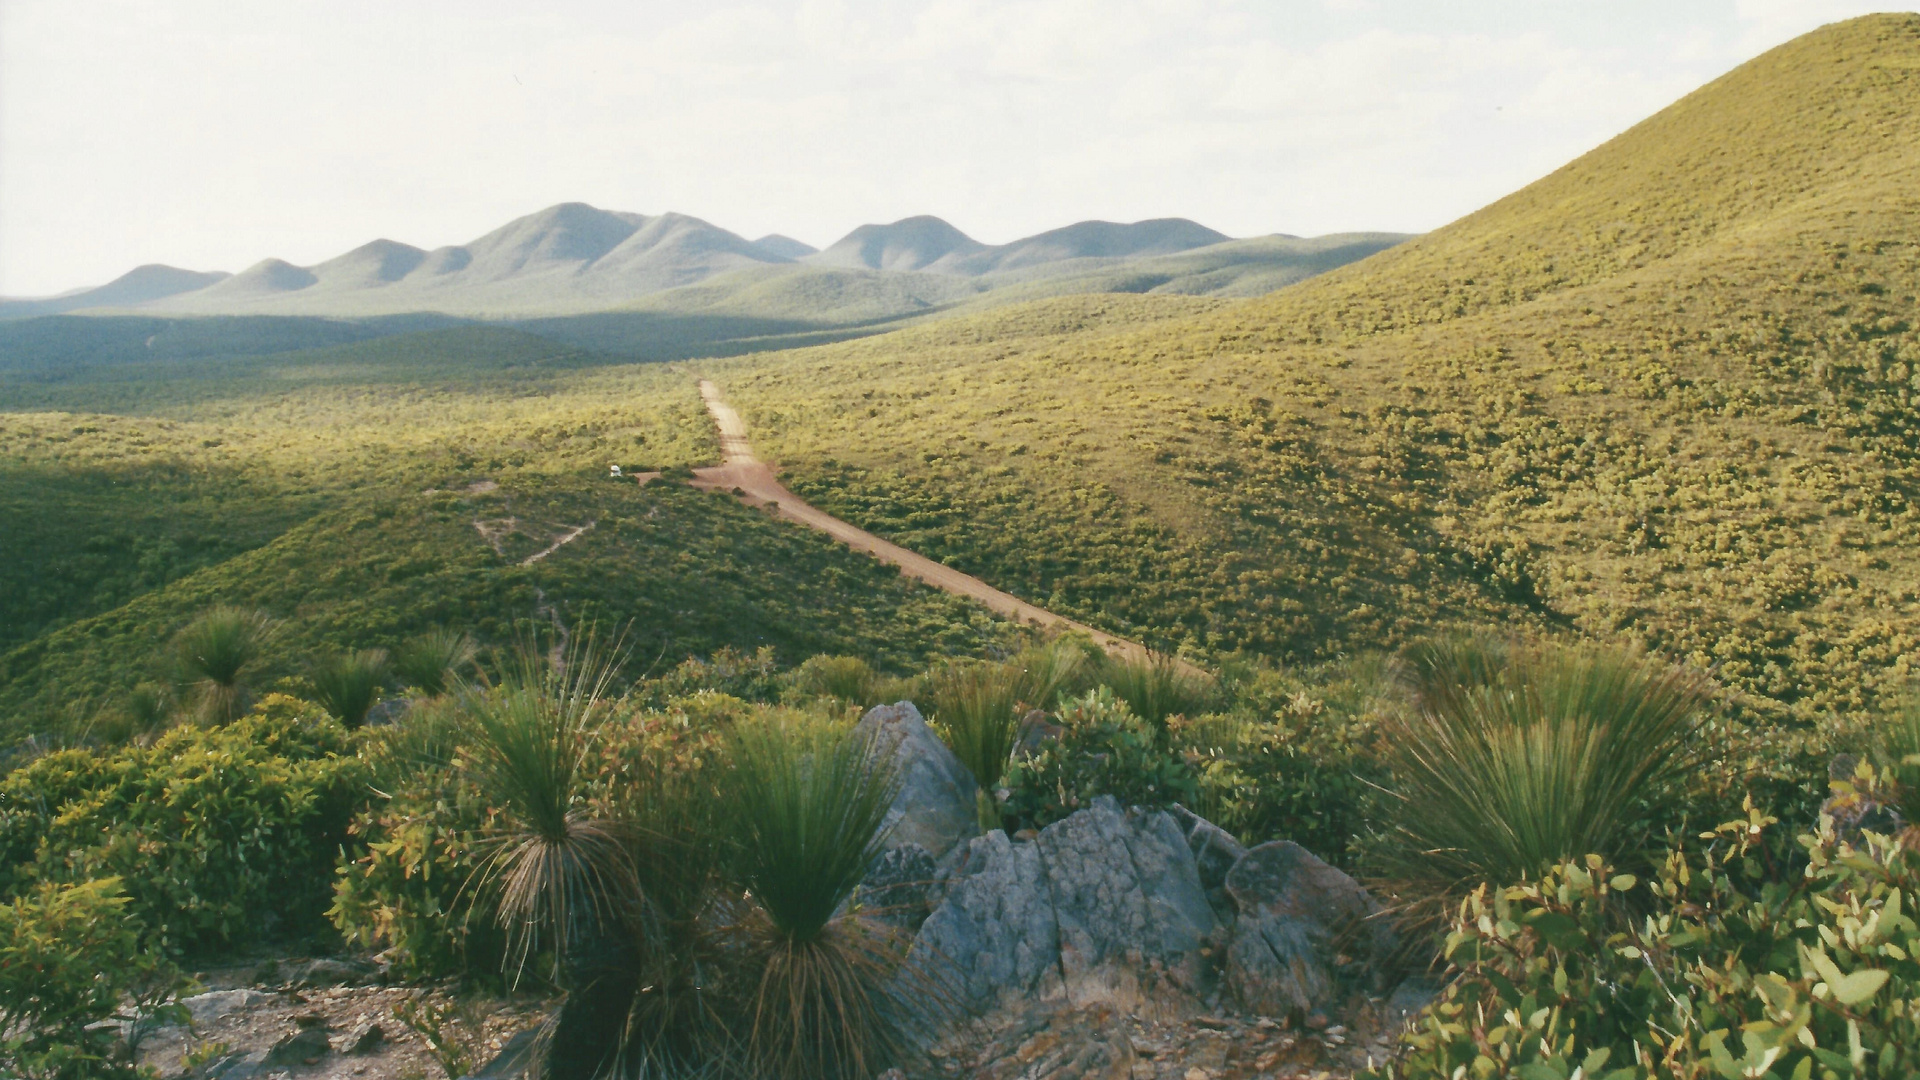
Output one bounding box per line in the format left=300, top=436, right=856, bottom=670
left=855, top=701, right=980, bottom=860
left=1223, top=840, right=1391, bottom=1014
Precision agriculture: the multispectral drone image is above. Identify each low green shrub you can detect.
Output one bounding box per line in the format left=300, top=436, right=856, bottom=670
left=1371, top=796, right=1920, bottom=1079
left=1176, top=703, right=1386, bottom=863
left=1000, top=687, right=1198, bottom=831
left=786, top=654, right=882, bottom=709
left=329, top=762, right=506, bottom=983
left=0, top=877, right=192, bottom=1080
left=637, top=646, right=785, bottom=706
left=0, top=695, right=365, bottom=954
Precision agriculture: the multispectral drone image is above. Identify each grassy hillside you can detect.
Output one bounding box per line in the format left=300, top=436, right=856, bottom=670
left=0, top=326, right=1007, bottom=744
left=711, top=13, right=1920, bottom=725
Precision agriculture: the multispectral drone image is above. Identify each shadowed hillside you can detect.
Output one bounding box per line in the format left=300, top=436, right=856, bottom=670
left=714, top=13, right=1920, bottom=723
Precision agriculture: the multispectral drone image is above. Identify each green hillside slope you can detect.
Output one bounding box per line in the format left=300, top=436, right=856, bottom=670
left=712, top=13, right=1920, bottom=723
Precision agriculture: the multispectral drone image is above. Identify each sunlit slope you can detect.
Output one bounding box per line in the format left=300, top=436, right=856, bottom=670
left=1248, top=12, right=1920, bottom=335
left=716, top=14, right=1920, bottom=722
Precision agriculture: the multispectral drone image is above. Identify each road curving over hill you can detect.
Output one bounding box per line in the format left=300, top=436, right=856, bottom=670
left=690, top=378, right=1170, bottom=665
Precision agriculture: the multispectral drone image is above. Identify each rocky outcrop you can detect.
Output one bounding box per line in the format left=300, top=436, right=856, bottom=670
left=856, top=702, right=981, bottom=860
left=909, top=796, right=1219, bottom=1014
left=906, top=795, right=1396, bottom=1024
left=1224, top=841, right=1393, bottom=1015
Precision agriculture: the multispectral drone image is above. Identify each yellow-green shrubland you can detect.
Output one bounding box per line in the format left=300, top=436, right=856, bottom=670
left=0, top=326, right=1009, bottom=744
left=712, top=14, right=1920, bottom=725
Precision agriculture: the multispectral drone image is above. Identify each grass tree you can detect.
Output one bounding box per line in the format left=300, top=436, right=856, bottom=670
left=392, top=629, right=478, bottom=697
left=306, top=649, right=391, bottom=729
left=928, top=637, right=1094, bottom=826
left=456, top=636, right=632, bottom=984
left=1096, top=648, right=1211, bottom=737
left=721, top=713, right=907, bottom=1080
left=172, top=607, right=277, bottom=723
left=1876, top=696, right=1920, bottom=824
left=1377, top=638, right=1715, bottom=906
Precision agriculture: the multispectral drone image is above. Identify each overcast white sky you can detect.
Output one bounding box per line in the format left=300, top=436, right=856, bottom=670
left=0, top=0, right=1907, bottom=295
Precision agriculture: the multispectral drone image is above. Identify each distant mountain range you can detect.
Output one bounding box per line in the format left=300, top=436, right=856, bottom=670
left=2, top=206, right=1408, bottom=320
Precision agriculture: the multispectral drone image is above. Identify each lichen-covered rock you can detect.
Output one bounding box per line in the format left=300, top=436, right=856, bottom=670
left=856, top=701, right=981, bottom=860
left=1039, top=796, right=1219, bottom=1007
left=860, top=842, right=941, bottom=932
left=909, top=829, right=1060, bottom=1008
left=1223, top=841, right=1387, bottom=1015
left=909, top=796, right=1219, bottom=1014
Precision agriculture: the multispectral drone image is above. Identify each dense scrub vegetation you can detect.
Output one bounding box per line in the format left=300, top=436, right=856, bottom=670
left=0, top=325, right=1009, bottom=747
left=0, top=614, right=1905, bottom=1079
left=713, top=14, right=1920, bottom=728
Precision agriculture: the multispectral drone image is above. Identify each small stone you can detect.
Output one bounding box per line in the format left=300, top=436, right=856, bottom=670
left=1185, top=1069, right=1212, bottom=1080
left=265, top=1027, right=331, bottom=1067
left=1191, top=1016, right=1228, bottom=1030
left=1304, top=1011, right=1331, bottom=1031
left=294, top=1012, right=329, bottom=1030
left=1323, top=1025, right=1346, bottom=1037
left=338, top=1021, right=386, bottom=1054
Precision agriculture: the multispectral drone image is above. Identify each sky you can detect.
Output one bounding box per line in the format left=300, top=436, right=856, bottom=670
left=0, top=0, right=1908, bottom=295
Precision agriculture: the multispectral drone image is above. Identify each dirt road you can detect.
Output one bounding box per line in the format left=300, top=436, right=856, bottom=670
left=691, top=379, right=1160, bottom=662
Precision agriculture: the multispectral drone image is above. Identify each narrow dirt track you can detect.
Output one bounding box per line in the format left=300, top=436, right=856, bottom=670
left=691, top=379, right=1163, bottom=663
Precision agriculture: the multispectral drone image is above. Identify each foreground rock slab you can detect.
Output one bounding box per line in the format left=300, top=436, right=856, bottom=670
left=858, top=701, right=982, bottom=860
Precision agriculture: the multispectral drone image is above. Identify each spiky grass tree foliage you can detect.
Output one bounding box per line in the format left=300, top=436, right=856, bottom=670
left=125, top=681, right=175, bottom=739
left=721, top=714, right=907, bottom=1080
left=393, top=629, right=478, bottom=697
left=307, top=648, right=390, bottom=729
left=1877, top=696, right=1920, bottom=823
left=1377, top=640, right=1715, bottom=904
left=1096, top=648, right=1210, bottom=736
left=927, top=660, right=1025, bottom=797
left=587, top=739, right=741, bottom=1080
left=930, top=638, right=1094, bottom=787
left=173, top=607, right=277, bottom=723
left=457, top=637, right=633, bottom=984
